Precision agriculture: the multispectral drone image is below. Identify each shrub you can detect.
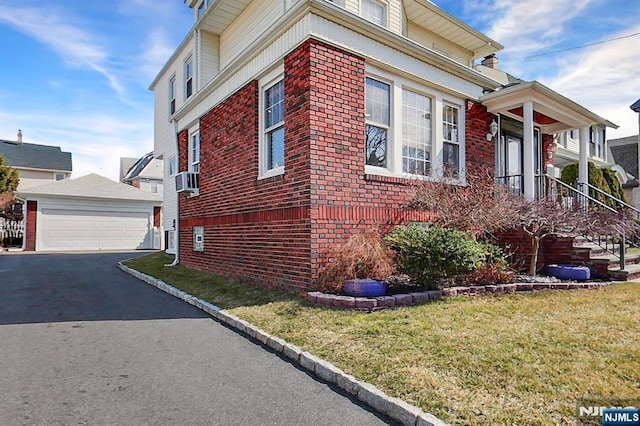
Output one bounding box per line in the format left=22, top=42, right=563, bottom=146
left=316, top=231, right=396, bottom=294
left=459, top=262, right=514, bottom=286
left=385, top=224, right=488, bottom=289
left=560, top=162, right=626, bottom=206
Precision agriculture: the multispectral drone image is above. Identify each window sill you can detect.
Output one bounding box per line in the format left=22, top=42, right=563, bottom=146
left=258, top=167, right=285, bottom=181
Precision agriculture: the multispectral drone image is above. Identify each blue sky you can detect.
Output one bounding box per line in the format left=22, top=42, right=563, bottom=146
left=0, top=0, right=638, bottom=180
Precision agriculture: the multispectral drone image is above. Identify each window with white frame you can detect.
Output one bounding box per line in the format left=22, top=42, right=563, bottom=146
left=169, top=76, right=176, bottom=115
left=361, top=0, right=386, bottom=27
left=442, top=104, right=461, bottom=175
left=365, top=77, right=390, bottom=167
left=260, top=71, right=285, bottom=177
left=364, top=67, right=464, bottom=180
left=189, top=131, right=200, bottom=173
left=402, top=90, right=432, bottom=175
left=597, top=127, right=606, bottom=159
left=197, top=0, right=212, bottom=19
left=185, top=57, right=194, bottom=99
left=168, top=156, right=177, bottom=176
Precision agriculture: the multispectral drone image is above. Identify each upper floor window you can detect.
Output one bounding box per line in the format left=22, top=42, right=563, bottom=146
left=185, top=57, right=194, bottom=99
left=169, top=76, right=176, bottom=114
left=260, top=68, right=285, bottom=178
left=196, top=0, right=212, bottom=19
left=55, top=173, right=66, bottom=181
left=189, top=131, right=200, bottom=173
left=168, top=156, right=177, bottom=176
left=365, top=77, right=390, bottom=168
left=361, top=0, right=387, bottom=27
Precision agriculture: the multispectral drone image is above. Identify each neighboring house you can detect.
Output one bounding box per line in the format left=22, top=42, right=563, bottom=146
left=120, top=152, right=164, bottom=194
left=608, top=134, right=640, bottom=208
left=0, top=131, right=72, bottom=190
left=151, top=0, right=617, bottom=293
left=16, top=174, right=162, bottom=251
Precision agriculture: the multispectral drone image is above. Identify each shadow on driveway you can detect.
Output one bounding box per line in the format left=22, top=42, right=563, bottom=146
left=0, top=252, right=210, bottom=325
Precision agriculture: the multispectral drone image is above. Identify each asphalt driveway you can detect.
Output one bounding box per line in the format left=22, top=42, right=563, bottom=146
left=0, top=252, right=393, bottom=425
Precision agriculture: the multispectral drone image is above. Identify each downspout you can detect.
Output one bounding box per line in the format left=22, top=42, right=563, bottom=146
left=165, top=118, right=180, bottom=267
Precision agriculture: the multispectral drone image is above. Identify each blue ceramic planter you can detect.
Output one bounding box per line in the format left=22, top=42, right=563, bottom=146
left=343, top=278, right=387, bottom=297
left=546, top=264, right=591, bottom=281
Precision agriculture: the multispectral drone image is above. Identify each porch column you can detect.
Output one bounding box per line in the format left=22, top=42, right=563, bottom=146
left=578, top=126, right=589, bottom=192
left=522, top=101, right=535, bottom=199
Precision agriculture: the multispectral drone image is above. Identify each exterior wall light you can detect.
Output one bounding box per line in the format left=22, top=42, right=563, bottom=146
left=486, top=119, right=499, bottom=141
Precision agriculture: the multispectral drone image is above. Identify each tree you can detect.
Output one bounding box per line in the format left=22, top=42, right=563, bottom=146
left=407, top=167, right=522, bottom=239
left=406, top=166, right=632, bottom=276
left=0, top=155, right=19, bottom=212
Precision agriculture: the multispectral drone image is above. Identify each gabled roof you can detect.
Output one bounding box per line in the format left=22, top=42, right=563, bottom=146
left=608, top=135, right=639, bottom=179
left=0, top=139, right=72, bottom=172
left=16, top=173, right=161, bottom=202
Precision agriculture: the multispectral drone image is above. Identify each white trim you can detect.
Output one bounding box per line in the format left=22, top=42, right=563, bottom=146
left=188, top=128, right=201, bottom=173
left=360, top=0, right=388, bottom=28
left=258, top=64, right=286, bottom=179
left=184, top=55, right=194, bottom=100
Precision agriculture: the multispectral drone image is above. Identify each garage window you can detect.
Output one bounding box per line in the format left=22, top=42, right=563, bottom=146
left=193, top=226, right=204, bottom=251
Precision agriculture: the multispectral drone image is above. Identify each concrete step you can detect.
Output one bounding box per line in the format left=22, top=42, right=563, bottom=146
left=590, top=252, right=640, bottom=270
left=608, top=262, right=640, bottom=281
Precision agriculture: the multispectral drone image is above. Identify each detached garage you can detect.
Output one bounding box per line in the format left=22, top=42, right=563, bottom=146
left=17, top=174, right=162, bottom=251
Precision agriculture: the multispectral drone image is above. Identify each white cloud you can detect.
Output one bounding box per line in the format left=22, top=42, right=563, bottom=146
left=139, top=29, right=179, bottom=86
left=540, top=26, right=640, bottom=138
left=0, top=3, right=125, bottom=97
left=486, top=0, right=591, bottom=54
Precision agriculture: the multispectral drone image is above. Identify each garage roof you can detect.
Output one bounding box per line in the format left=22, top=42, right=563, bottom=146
left=16, top=173, right=162, bottom=202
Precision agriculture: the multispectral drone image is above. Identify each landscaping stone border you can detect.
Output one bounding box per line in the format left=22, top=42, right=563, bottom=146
left=306, top=282, right=611, bottom=312
left=116, top=262, right=448, bottom=426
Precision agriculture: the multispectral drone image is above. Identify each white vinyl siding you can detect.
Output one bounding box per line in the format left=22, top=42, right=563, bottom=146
left=15, top=170, right=68, bottom=191
left=219, top=0, right=282, bottom=68
left=406, top=21, right=474, bottom=66
left=178, top=14, right=483, bottom=131
left=199, top=30, right=220, bottom=89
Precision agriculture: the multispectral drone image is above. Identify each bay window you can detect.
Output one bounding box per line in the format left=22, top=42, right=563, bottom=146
left=364, top=67, right=464, bottom=180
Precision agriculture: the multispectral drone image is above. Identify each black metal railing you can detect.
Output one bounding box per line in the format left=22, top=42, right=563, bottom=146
left=538, top=175, right=631, bottom=268
left=495, top=174, right=523, bottom=196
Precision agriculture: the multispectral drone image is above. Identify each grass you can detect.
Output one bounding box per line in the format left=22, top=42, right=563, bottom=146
left=125, top=252, right=640, bottom=425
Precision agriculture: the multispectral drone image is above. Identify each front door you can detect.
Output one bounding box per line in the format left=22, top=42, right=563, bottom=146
left=496, top=125, right=542, bottom=196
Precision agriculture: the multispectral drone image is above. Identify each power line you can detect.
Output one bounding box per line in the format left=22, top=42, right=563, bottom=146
left=524, top=32, right=640, bottom=59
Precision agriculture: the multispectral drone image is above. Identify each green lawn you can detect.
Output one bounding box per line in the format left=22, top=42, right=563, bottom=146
left=124, top=253, right=640, bottom=425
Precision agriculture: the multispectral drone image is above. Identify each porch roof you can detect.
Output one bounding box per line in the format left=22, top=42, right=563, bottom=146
left=480, top=81, right=618, bottom=133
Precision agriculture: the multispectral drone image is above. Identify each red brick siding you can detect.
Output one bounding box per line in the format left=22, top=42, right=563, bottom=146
left=153, top=206, right=161, bottom=228
left=25, top=200, right=37, bottom=251
left=496, top=228, right=577, bottom=273
left=465, top=100, right=496, bottom=173
left=302, top=40, right=431, bottom=281
left=542, top=133, right=554, bottom=172
left=177, top=77, right=312, bottom=293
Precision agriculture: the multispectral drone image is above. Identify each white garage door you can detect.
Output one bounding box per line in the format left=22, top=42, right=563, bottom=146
left=40, top=208, right=151, bottom=251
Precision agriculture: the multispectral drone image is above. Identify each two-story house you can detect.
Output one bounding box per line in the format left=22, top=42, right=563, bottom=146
left=0, top=131, right=72, bottom=190
left=151, top=0, right=617, bottom=293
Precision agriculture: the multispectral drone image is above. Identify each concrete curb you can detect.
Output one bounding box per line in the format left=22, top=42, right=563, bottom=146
left=117, top=262, right=449, bottom=426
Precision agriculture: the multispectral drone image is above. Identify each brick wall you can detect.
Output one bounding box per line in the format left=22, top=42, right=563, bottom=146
left=25, top=200, right=37, bottom=251
left=465, top=100, right=497, bottom=173
left=177, top=75, right=313, bottom=293
left=496, top=228, right=576, bottom=273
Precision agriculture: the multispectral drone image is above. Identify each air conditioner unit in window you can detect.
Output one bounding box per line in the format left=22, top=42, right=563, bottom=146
left=175, top=171, right=199, bottom=193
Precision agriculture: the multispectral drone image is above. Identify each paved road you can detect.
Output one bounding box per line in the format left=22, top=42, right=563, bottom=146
left=0, top=252, right=393, bottom=426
